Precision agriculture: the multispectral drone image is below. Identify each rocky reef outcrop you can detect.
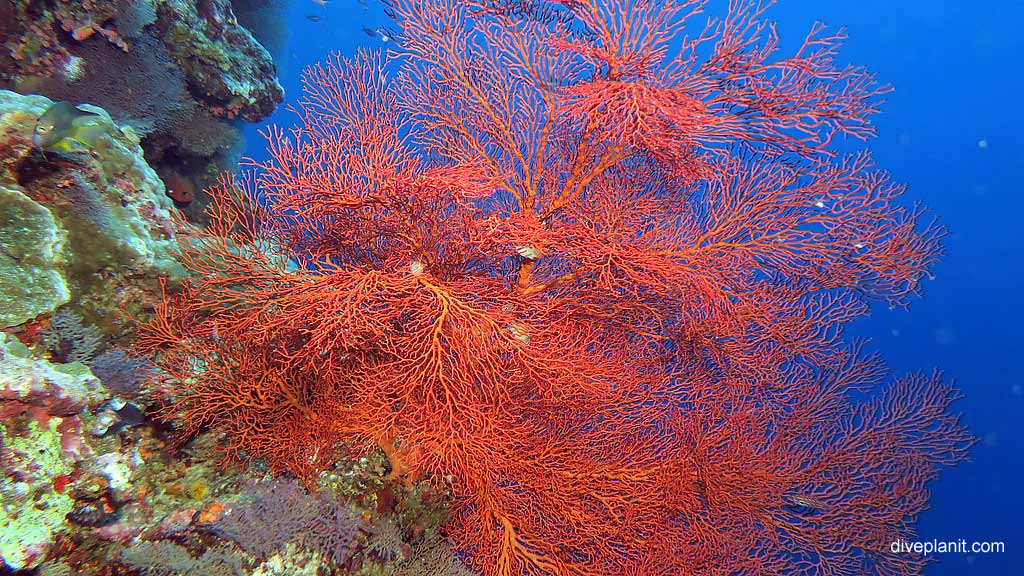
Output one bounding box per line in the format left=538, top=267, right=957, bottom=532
left=0, top=0, right=286, bottom=222
left=0, top=90, right=181, bottom=331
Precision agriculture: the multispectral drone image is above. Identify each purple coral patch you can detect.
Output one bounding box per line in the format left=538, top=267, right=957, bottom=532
left=212, top=479, right=365, bottom=564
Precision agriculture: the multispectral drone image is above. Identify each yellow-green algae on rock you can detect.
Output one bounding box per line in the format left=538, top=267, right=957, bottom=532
left=0, top=418, right=75, bottom=570
left=0, top=332, right=105, bottom=571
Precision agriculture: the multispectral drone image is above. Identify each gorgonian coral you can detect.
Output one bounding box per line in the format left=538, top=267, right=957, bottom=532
left=137, top=1, right=972, bottom=574
left=212, top=479, right=364, bottom=564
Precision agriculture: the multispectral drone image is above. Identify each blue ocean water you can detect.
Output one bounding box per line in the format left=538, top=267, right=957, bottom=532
left=776, top=3, right=1023, bottom=574
left=245, top=1, right=1022, bottom=573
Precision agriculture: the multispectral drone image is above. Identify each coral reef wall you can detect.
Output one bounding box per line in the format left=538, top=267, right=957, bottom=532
left=0, top=0, right=286, bottom=223
left=0, top=90, right=181, bottom=332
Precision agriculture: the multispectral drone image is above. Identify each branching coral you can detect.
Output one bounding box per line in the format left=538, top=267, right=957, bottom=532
left=40, top=308, right=102, bottom=365
left=137, top=1, right=972, bottom=575
left=212, top=479, right=365, bottom=565
left=88, top=348, right=152, bottom=395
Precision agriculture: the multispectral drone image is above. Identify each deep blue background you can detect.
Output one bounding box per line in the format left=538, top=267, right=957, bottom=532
left=244, top=1, right=1023, bottom=573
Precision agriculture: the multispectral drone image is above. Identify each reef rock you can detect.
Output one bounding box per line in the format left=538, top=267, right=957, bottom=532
left=0, top=332, right=145, bottom=571
left=0, top=332, right=105, bottom=416
left=0, top=416, right=78, bottom=570
left=0, top=0, right=287, bottom=225
left=155, top=0, right=284, bottom=121
left=0, top=90, right=182, bottom=330
left=0, top=183, right=70, bottom=327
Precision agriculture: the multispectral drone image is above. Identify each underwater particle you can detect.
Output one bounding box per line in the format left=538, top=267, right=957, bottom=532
left=977, top=138, right=989, bottom=149
left=1011, top=384, right=1022, bottom=397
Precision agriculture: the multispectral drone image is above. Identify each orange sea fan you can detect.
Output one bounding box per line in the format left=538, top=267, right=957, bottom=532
left=137, top=1, right=971, bottom=574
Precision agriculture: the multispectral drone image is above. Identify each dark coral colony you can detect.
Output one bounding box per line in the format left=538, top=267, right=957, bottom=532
left=0, top=1, right=970, bottom=576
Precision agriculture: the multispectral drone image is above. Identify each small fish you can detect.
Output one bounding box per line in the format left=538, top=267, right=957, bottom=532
left=363, top=26, right=392, bottom=43
left=516, top=245, right=543, bottom=260
left=311, top=0, right=329, bottom=5
left=113, top=402, right=146, bottom=429
left=94, top=399, right=146, bottom=435
left=306, top=14, right=322, bottom=22
left=33, top=101, right=110, bottom=151
left=67, top=502, right=121, bottom=527
left=782, top=494, right=827, bottom=515
left=507, top=322, right=530, bottom=344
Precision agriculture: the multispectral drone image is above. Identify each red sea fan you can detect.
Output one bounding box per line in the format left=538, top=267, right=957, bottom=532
left=136, top=1, right=972, bottom=575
